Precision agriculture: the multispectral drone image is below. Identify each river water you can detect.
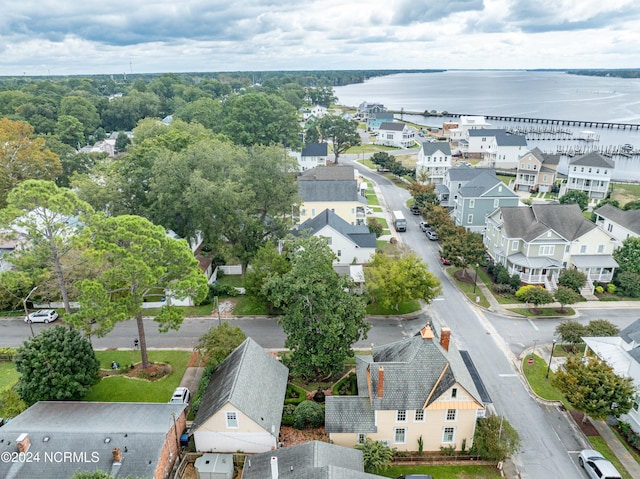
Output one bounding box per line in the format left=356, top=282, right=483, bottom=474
left=334, top=71, right=640, bottom=181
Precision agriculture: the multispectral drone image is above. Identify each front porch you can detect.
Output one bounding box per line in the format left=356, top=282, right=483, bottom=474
left=506, top=253, right=562, bottom=287
left=571, top=255, right=618, bottom=293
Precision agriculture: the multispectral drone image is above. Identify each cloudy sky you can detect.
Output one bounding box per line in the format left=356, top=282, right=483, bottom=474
left=2, top=0, right=639, bottom=76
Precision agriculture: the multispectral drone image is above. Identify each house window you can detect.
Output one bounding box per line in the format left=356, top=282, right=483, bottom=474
left=396, top=410, right=407, bottom=422
left=512, top=241, right=519, bottom=251
left=226, top=412, right=238, bottom=428
left=580, top=245, right=587, bottom=254
left=633, top=394, right=640, bottom=412
left=467, top=214, right=473, bottom=224
left=607, top=224, right=613, bottom=232
left=451, top=388, right=458, bottom=399
left=414, top=410, right=425, bottom=422
left=442, top=427, right=455, bottom=443
left=539, top=245, right=555, bottom=255
left=337, top=250, right=342, bottom=257
left=446, top=409, right=457, bottom=421
left=301, top=209, right=306, bottom=216
left=543, top=175, right=548, bottom=182
left=394, top=428, right=407, bottom=444
left=358, top=433, right=367, bottom=444
left=469, top=199, right=475, bottom=208
left=311, top=209, right=316, bottom=216
left=494, top=199, right=499, bottom=208
left=597, top=244, right=605, bottom=253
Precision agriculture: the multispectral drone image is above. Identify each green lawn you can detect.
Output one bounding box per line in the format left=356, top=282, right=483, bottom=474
left=521, top=354, right=569, bottom=407
left=366, top=193, right=380, bottom=206
left=229, top=295, right=269, bottom=315
left=85, top=350, right=192, bottom=403
left=0, top=362, right=19, bottom=392
left=506, top=307, right=575, bottom=317
left=446, top=268, right=490, bottom=308
left=380, top=464, right=501, bottom=478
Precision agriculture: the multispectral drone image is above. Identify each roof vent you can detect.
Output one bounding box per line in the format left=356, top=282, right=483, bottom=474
left=43, top=436, right=50, bottom=442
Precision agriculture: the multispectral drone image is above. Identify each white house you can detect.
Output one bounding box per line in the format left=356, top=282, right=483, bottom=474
left=560, top=152, right=615, bottom=199
left=416, top=141, right=452, bottom=184
left=376, top=122, right=416, bottom=148
left=295, top=209, right=376, bottom=265
left=301, top=104, right=328, bottom=121
left=593, top=204, right=640, bottom=247
left=460, top=129, right=527, bottom=167
left=291, top=142, right=330, bottom=171
left=583, top=319, right=640, bottom=434
left=448, top=116, right=491, bottom=144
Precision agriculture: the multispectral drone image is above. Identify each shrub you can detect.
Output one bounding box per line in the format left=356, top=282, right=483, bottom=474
left=515, top=285, right=535, bottom=300
left=558, top=269, right=587, bottom=292
left=595, top=285, right=604, bottom=294
left=509, top=274, right=522, bottom=290
left=617, top=421, right=640, bottom=450
left=492, top=283, right=515, bottom=294
left=332, top=372, right=357, bottom=396
left=293, top=400, right=324, bottom=429
left=285, top=383, right=307, bottom=405
left=495, top=267, right=511, bottom=285
left=281, top=404, right=296, bottom=427
left=615, top=270, right=640, bottom=297
left=607, top=283, right=617, bottom=294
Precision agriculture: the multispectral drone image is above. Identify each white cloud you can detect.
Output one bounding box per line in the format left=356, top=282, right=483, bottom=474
left=0, top=0, right=639, bottom=75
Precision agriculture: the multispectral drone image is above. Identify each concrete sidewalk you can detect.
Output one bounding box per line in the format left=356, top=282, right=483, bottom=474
left=589, top=419, right=640, bottom=478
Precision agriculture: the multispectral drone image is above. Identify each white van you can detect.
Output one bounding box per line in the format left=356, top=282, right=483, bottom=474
left=169, top=387, right=191, bottom=404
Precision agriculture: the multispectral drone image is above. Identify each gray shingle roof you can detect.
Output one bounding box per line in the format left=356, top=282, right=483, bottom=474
left=242, top=441, right=385, bottom=479
left=326, top=328, right=484, bottom=434
left=458, top=171, right=502, bottom=197
left=421, top=141, right=451, bottom=156
left=192, top=338, right=288, bottom=436
left=295, top=209, right=376, bottom=248
left=594, top=204, right=640, bottom=235
left=299, top=166, right=355, bottom=181
left=467, top=129, right=508, bottom=137
left=619, top=318, right=640, bottom=345
left=447, top=166, right=496, bottom=182
left=0, top=402, right=186, bottom=479
left=298, top=167, right=361, bottom=202
left=379, top=122, right=405, bottom=131
left=569, top=151, right=615, bottom=168
left=467, top=129, right=526, bottom=146
left=302, top=143, right=329, bottom=157
left=500, top=204, right=595, bottom=242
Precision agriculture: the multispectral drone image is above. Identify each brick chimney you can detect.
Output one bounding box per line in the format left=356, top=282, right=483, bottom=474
left=16, top=433, right=30, bottom=453
left=377, top=366, right=384, bottom=397
left=440, top=327, right=451, bottom=351
left=112, top=448, right=122, bottom=463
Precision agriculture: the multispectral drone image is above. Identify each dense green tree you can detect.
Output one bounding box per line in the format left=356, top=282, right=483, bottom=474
left=55, top=114, right=86, bottom=146
left=243, top=241, right=291, bottom=312
left=0, top=118, right=61, bottom=207
left=57, top=151, right=106, bottom=188
left=292, top=400, right=325, bottom=429
left=263, top=235, right=369, bottom=378
left=407, top=181, right=438, bottom=208
left=101, top=91, right=162, bottom=131
left=559, top=190, right=589, bottom=211
left=439, top=228, right=486, bottom=276
left=355, top=438, right=394, bottom=474
left=623, top=199, right=640, bottom=210
left=174, top=97, right=223, bottom=130
left=59, top=95, right=100, bottom=140
left=614, top=270, right=640, bottom=297
left=114, top=131, right=131, bottom=153
left=515, top=285, right=554, bottom=310
left=304, top=124, right=320, bottom=144
left=471, top=416, right=521, bottom=461
left=317, top=115, right=361, bottom=163
left=365, top=252, right=442, bottom=311
left=0, top=270, right=33, bottom=310
left=195, top=322, right=246, bottom=367
left=15, top=326, right=99, bottom=405
left=586, top=319, right=620, bottom=337
left=554, top=286, right=582, bottom=313
left=553, top=356, right=634, bottom=423
left=613, top=237, right=640, bottom=275
left=1, top=180, right=95, bottom=313
left=558, top=268, right=588, bottom=292
left=306, top=86, right=337, bottom=107
left=555, top=319, right=587, bottom=346
left=69, top=214, right=209, bottom=367
left=366, top=217, right=384, bottom=238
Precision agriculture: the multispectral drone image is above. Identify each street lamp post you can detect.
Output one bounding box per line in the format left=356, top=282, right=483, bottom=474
left=473, top=263, right=480, bottom=294
left=545, top=339, right=557, bottom=379
left=23, top=286, right=38, bottom=337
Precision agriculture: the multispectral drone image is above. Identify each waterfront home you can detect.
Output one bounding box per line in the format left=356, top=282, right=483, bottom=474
left=593, top=203, right=640, bottom=246
left=452, top=172, right=519, bottom=233
left=290, top=142, right=330, bottom=171
left=459, top=129, right=527, bottom=168
left=435, top=165, right=496, bottom=208
left=326, top=324, right=487, bottom=452
left=448, top=116, right=491, bottom=144
left=297, top=165, right=368, bottom=225
left=416, top=141, right=452, bottom=184
left=376, top=122, right=416, bottom=148
left=366, top=111, right=395, bottom=131
left=560, top=151, right=614, bottom=200
left=514, top=147, right=560, bottom=193
left=485, top=204, right=618, bottom=294
left=356, top=101, right=386, bottom=120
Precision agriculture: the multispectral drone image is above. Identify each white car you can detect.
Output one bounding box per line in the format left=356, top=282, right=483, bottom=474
left=419, top=221, right=430, bottom=232
left=25, top=309, right=59, bottom=324
left=169, top=387, right=191, bottom=404
left=578, top=449, right=622, bottom=479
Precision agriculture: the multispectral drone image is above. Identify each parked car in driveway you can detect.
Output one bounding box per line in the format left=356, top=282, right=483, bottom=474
left=578, top=449, right=622, bottom=479
left=425, top=229, right=438, bottom=241
left=25, top=309, right=58, bottom=324
left=169, top=387, right=191, bottom=404
left=419, top=221, right=430, bottom=231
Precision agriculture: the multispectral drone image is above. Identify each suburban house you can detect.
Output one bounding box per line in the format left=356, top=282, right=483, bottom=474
left=436, top=165, right=497, bottom=208
left=191, top=338, right=288, bottom=454
left=325, top=324, right=487, bottom=452
left=298, top=166, right=368, bottom=225
left=300, top=104, right=328, bottom=121
left=484, top=204, right=619, bottom=294
left=0, top=402, right=187, bottom=479
left=513, top=147, right=561, bottom=193
left=452, top=171, right=520, bottom=233
left=582, top=318, right=640, bottom=434
left=459, top=129, right=527, bottom=168
left=560, top=151, right=615, bottom=199
left=593, top=203, right=640, bottom=246
left=376, top=122, right=416, bottom=148
left=242, top=441, right=387, bottom=479
left=366, top=111, right=395, bottom=131
left=295, top=209, right=376, bottom=265
left=334, top=264, right=366, bottom=294
left=291, top=142, right=330, bottom=172
left=356, top=101, right=386, bottom=120
left=416, top=141, right=452, bottom=184
left=447, top=116, right=492, bottom=144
